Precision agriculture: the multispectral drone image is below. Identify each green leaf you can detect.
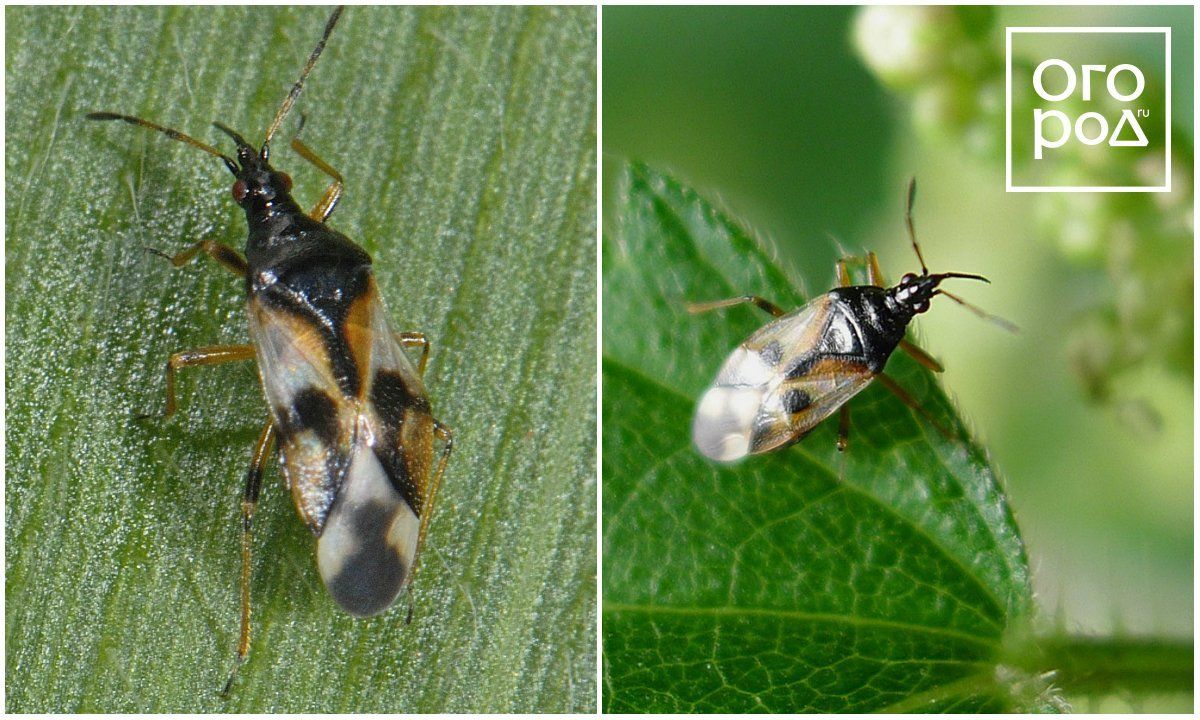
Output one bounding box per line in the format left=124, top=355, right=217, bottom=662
left=6, top=6, right=595, bottom=712
left=602, top=163, right=1038, bottom=712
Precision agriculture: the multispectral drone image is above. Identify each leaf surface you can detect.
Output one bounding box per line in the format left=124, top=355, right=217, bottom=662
left=602, top=163, right=1033, bottom=713
left=6, top=6, right=595, bottom=712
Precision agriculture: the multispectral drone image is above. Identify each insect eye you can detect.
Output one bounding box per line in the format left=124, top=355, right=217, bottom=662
left=232, top=179, right=248, bottom=204
left=278, top=173, right=292, bottom=192
left=914, top=299, right=930, bottom=313
left=900, top=272, right=918, bottom=285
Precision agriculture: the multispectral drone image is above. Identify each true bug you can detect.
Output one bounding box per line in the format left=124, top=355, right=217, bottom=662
left=87, top=7, right=453, bottom=692
left=690, top=179, right=1014, bottom=462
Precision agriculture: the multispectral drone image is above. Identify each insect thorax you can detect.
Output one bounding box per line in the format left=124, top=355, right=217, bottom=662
left=825, top=286, right=912, bottom=372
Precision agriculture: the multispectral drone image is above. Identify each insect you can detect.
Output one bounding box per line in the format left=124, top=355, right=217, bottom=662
left=690, top=179, right=1014, bottom=462
left=87, top=7, right=453, bottom=693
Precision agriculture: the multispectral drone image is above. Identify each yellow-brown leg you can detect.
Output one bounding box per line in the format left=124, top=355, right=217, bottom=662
left=148, top=240, right=247, bottom=277
left=290, top=137, right=343, bottom=222
left=145, top=345, right=255, bottom=419
left=835, top=259, right=852, bottom=288
left=866, top=251, right=886, bottom=287
left=687, top=295, right=786, bottom=318
left=898, top=338, right=944, bottom=372
left=837, top=405, right=851, bottom=452
left=874, top=372, right=953, bottom=439
left=221, top=421, right=276, bottom=697
left=394, top=332, right=430, bottom=377
left=836, top=251, right=887, bottom=288
left=410, top=421, right=454, bottom=584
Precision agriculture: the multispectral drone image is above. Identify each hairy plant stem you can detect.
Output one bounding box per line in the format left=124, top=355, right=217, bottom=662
left=1034, top=634, right=1193, bottom=696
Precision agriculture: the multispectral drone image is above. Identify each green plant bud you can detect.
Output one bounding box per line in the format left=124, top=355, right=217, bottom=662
left=852, top=6, right=958, bottom=90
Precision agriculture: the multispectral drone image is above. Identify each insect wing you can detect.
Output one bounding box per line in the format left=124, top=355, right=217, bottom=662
left=249, top=299, right=356, bottom=533
left=317, top=288, right=436, bottom=617
left=692, top=296, right=872, bottom=461
left=693, top=300, right=823, bottom=461
left=249, top=285, right=434, bottom=617
left=753, top=356, right=872, bottom=453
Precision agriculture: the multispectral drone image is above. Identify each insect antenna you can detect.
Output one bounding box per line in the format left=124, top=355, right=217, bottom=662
left=86, top=112, right=238, bottom=175
left=213, top=122, right=255, bottom=153
left=935, top=289, right=1020, bottom=333
left=261, top=5, right=344, bottom=151
left=904, top=177, right=929, bottom=275
left=934, top=271, right=990, bottom=284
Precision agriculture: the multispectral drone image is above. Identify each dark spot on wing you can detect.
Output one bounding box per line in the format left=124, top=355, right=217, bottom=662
left=372, top=446, right=420, bottom=517
left=276, top=387, right=340, bottom=446
left=372, top=370, right=430, bottom=425
left=324, top=499, right=409, bottom=617
left=782, top=388, right=812, bottom=415
left=759, top=340, right=783, bottom=367
left=370, top=370, right=427, bottom=515
left=295, top=388, right=340, bottom=445
left=784, top=353, right=819, bottom=380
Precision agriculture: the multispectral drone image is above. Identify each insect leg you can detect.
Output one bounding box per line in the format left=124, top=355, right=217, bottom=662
left=686, top=295, right=786, bottom=318
left=835, top=252, right=887, bottom=287
left=147, top=240, right=247, bottom=277
left=290, top=137, right=343, bottom=222
left=394, top=331, right=430, bottom=377
left=866, top=251, right=887, bottom=287
left=146, top=345, right=255, bottom=419
left=898, top=338, right=944, bottom=372
left=835, top=259, right=852, bottom=288
left=837, top=405, right=851, bottom=452
left=412, top=421, right=454, bottom=581
left=874, top=372, right=954, bottom=439
left=222, top=421, right=276, bottom=697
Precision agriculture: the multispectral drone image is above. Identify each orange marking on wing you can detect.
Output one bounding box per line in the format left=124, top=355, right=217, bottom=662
left=249, top=298, right=335, bottom=380
left=796, top=356, right=872, bottom=381
left=343, top=278, right=377, bottom=401
left=398, top=406, right=436, bottom=508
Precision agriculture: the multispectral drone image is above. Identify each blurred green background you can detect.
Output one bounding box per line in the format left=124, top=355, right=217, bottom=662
left=604, top=5, right=1191, bottom=709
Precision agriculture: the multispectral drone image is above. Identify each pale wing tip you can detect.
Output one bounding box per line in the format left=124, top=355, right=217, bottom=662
left=317, top=497, right=419, bottom=617
left=692, top=385, right=762, bottom=462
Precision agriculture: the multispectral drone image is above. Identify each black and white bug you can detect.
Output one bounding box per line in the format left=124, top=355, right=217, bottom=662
left=690, top=180, right=1014, bottom=462
left=87, top=7, right=453, bottom=692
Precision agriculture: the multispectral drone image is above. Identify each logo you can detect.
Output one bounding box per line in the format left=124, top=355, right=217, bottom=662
left=1006, top=27, right=1171, bottom=192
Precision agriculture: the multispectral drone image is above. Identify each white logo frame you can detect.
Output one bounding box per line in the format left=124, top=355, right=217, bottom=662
left=1005, top=26, right=1172, bottom=193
